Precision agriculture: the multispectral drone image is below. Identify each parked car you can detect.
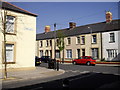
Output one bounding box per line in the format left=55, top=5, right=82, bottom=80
left=40, top=56, right=51, bottom=63
left=35, top=56, right=41, bottom=66
left=72, top=56, right=96, bottom=66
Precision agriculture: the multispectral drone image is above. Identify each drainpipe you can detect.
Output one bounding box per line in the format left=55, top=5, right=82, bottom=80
left=100, top=32, right=103, bottom=61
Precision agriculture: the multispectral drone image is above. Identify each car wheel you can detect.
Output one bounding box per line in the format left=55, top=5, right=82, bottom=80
left=73, top=61, right=77, bottom=65
left=86, top=62, right=91, bottom=66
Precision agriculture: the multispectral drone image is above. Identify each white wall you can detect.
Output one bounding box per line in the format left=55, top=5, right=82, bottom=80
left=102, top=30, right=120, bottom=61
left=0, top=10, right=36, bottom=70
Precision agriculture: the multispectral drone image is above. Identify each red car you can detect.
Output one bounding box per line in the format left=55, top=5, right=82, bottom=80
left=72, top=56, right=96, bottom=66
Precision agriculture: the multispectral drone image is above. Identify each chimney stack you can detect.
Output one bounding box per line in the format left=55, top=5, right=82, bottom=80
left=106, top=11, right=112, bottom=23
left=69, top=22, right=76, bottom=29
left=45, top=26, right=50, bottom=33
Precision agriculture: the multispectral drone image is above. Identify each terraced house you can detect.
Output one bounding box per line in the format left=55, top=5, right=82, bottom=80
left=36, top=12, right=120, bottom=62
left=0, top=1, right=37, bottom=70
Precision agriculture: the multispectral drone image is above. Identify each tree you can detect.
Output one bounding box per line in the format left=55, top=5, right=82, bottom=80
left=56, top=31, right=65, bottom=63
left=1, top=1, right=15, bottom=79
left=0, top=4, right=8, bottom=79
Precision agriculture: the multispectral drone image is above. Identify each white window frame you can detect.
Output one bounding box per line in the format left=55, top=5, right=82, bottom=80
left=92, top=48, right=99, bottom=59
left=6, top=44, right=15, bottom=63
left=107, top=49, right=118, bottom=58
left=109, top=33, right=115, bottom=43
left=77, top=36, right=80, bottom=44
left=40, top=41, right=43, bottom=47
left=66, top=49, right=72, bottom=58
left=92, top=35, right=97, bottom=44
left=6, top=15, right=16, bottom=33
left=81, top=36, right=85, bottom=44
left=67, top=38, right=71, bottom=45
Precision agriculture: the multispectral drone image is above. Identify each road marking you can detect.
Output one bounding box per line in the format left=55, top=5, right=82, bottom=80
left=80, top=71, right=90, bottom=74
left=66, top=70, right=91, bottom=74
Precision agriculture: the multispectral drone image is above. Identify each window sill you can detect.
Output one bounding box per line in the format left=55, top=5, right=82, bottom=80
left=3, top=62, right=15, bottom=64
left=81, top=44, right=85, bottom=45
left=6, top=33, right=16, bottom=35
left=109, top=41, right=115, bottom=43
left=76, top=43, right=80, bottom=45
left=92, top=43, right=97, bottom=44
left=66, top=44, right=71, bottom=46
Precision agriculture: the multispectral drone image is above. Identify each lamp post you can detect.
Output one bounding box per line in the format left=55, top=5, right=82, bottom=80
left=54, top=23, right=56, bottom=59
left=88, top=26, right=92, bottom=57
left=54, top=23, right=57, bottom=70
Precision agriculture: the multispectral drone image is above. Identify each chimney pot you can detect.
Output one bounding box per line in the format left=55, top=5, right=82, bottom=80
left=106, top=11, right=112, bottom=23
left=45, top=25, right=50, bottom=32
left=69, top=22, right=76, bottom=29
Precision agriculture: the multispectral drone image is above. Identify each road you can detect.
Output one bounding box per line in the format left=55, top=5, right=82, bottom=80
left=3, top=63, right=120, bottom=89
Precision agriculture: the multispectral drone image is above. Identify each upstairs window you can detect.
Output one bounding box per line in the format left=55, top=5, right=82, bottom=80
left=6, top=15, right=16, bottom=33
left=67, top=38, right=71, bottom=45
left=40, top=41, right=43, bottom=47
left=77, top=37, right=80, bottom=44
left=46, top=40, right=49, bottom=47
left=50, top=40, right=52, bottom=46
left=109, top=33, right=115, bottom=43
left=81, top=36, right=85, bottom=44
left=92, top=35, right=97, bottom=44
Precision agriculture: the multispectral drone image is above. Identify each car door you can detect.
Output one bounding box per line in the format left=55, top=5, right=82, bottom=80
left=81, top=56, right=87, bottom=64
left=79, top=56, right=85, bottom=64
left=77, top=57, right=82, bottom=64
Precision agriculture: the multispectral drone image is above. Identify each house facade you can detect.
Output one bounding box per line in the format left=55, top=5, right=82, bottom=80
left=36, top=12, right=120, bottom=62
left=0, top=1, right=37, bottom=70
left=36, top=32, right=102, bottom=61
left=102, top=30, right=120, bottom=61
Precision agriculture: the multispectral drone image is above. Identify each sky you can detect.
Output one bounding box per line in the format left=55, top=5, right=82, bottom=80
left=9, top=1, right=119, bottom=34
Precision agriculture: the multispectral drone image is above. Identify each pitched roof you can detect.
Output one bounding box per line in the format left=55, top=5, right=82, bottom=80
left=36, top=19, right=120, bottom=40
left=1, top=1, right=37, bottom=17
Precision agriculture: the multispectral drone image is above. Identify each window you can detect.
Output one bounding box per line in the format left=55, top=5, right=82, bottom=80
left=77, top=37, right=80, bottom=44
left=92, top=48, right=99, bottom=59
left=50, top=40, right=52, bottom=46
left=92, top=35, right=97, bottom=44
left=77, top=49, right=80, bottom=58
left=55, top=50, right=60, bottom=58
left=40, top=50, right=43, bottom=57
left=5, top=44, right=15, bottom=63
left=46, top=40, right=49, bottom=47
left=81, top=36, right=85, bottom=44
left=109, top=33, right=115, bottom=43
left=40, top=41, right=43, bottom=47
left=45, top=50, right=49, bottom=56
left=67, top=38, right=71, bottom=45
left=66, top=49, right=72, bottom=58
left=107, top=49, right=118, bottom=58
left=50, top=50, right=52, bottom=58
left=56, top=39, right=59, bottom=46
left=82, top=49, right=85, bottom=56
left=6, top=15, right=16, bottom=33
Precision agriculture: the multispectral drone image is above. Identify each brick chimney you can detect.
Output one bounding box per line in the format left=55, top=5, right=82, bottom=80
left=45, top=26, right=50, bottom=33
left=69, top=22, right=76, bottom=29
left=106, top=11, right=112, bottom=23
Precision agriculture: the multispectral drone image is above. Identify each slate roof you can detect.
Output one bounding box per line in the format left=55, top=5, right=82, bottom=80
left=1, top=1, right=37, bottom=17
left=36, top=19, right=120, bottom=40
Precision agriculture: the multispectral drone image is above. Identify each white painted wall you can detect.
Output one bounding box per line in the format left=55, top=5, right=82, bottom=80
left=102, top=30, right=120, bottom=61
left=0, top=10, right=37, bottom=70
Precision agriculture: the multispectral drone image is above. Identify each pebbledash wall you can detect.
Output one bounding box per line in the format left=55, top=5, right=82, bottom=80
left=0, top=2, right=37, bottom=70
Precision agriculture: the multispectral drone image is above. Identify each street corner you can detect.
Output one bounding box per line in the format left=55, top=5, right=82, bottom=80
left=42, top=68, right=65, bottom=78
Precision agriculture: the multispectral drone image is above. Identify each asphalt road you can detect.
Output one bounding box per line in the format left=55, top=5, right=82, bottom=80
left=3, top=63, right=120, bottom=89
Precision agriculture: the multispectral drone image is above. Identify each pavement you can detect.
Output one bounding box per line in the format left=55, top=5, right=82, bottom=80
left=1, top=63, right=120, bottom=89
left=1, top=67, right=65, bottom=83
